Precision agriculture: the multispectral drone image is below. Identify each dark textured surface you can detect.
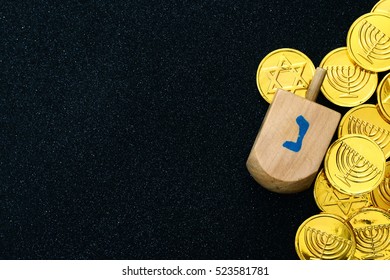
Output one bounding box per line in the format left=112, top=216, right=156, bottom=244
left=0, top=0, right=382, bottom=259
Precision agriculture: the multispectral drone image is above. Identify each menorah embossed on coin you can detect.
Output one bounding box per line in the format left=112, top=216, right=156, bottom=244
left=335, top=142, right=381, bottom=187
left=354, top=224, right=390, bottom=259
left=358, top=20, right=390, bottom=64
left=304, top=227, right=352, bottom=260
left=325, top=65, right=370, bottom=98
left=347, top=116, right=390, bottom=149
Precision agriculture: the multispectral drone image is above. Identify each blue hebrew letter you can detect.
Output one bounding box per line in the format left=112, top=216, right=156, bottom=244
left=282, top=115, right=309, bottom=152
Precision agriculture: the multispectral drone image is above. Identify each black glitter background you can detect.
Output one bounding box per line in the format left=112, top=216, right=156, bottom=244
left=0, top=0, right=383, bottom=259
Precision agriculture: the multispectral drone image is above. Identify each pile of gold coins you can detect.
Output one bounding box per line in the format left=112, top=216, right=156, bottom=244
left=256, top=0, right=390, bottom=260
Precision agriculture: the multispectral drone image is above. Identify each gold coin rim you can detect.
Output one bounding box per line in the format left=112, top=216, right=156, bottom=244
left=324, top=134, right=386, bottom=195
left=347, top=206, right=390, bottom=227
left=256, top=48, right=315, bottom=103
left=372, top=0, right=390, bottom=14
left=347, top=206, right=390, bottom=219
left=346, top=12, right=390, bottom=72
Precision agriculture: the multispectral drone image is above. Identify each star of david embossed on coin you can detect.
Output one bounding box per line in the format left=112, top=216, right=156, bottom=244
left=314, top=169, right=372, bottom=219
left=371, top=161, right=390, bottom=211
left=372, top=0, right=390, bottom=15
left=319, top=47, right=377, bottom=107
left=347, top=207, right=390, bottom=260
left=338, top=104, right=390, bottom=158
left=256, top=48, right=315, bottom=103
left=295, top=213, right=356, bottom=260
left=324, top=134, right=386, bottom=195
left=347, top=13, right=390, bottom=72
left=377, top=72, right=390, bottom=123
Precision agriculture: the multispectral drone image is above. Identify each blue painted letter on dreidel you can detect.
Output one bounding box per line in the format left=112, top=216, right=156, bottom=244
left=283, top=115, right=309, bottom=152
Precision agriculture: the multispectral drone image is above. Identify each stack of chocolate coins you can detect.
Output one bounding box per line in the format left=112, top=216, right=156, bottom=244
left=297, top=1, right=390, bottom=260
left=255, top=0, right=390, bottom=260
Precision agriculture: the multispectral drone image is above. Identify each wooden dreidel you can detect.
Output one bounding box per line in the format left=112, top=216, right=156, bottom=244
left=246, top=67, right=341, bottom=193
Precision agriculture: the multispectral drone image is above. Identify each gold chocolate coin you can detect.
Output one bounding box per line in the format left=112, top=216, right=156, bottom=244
left=314, top=169, right=372, bottom=219
left=324, top=134, right=386, bottom=195
left=319, top=47, right=378, bottom=107
left=347, top=207, right=390, bottom=260
left=347, top=13, right=390, bottom=72
left=377, top=72, right=390, bottom=123
left=338, top=104, right=390, bottom=158
left=256, top=48, right=315, bottom=103
left=371, top=161, right=390, bottom=211
left=372, top=0, right=390, bottom=15
left=295, top=213, right=356, bottom=260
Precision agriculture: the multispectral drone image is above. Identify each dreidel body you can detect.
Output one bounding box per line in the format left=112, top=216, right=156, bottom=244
left=247, top=68, right=341, bottom=193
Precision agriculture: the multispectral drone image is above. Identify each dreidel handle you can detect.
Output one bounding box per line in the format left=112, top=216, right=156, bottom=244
left=246, top=67, right=341, bottom=193
left=305, top=67, right=327, bottom=102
